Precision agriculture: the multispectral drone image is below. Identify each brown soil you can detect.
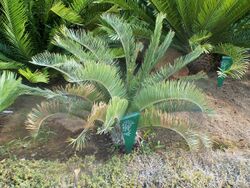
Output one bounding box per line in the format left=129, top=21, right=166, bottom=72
left=0, top=97, right=114, bottom=161
left=196, top=71, right=250, bottom=150
left=0, top=70, right=249, bottom=160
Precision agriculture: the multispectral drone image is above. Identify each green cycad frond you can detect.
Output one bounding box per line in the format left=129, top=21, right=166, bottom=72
left=18, top=68, right=49, bottom=83
left=178, top=71, right=208, bottom=82
left=139, top=109, right=212, bottom=150
left=51, top=1, right=83, bottom=24
left=57, top=26, right=114, bottom=64
left=150, top=0, right=186, bottom=41
left=189, top=31, right=213, bottom=52
left=54, top=83, right=104, bottom=103
left=53, top=31, right=97, bottom=62
left=26, top=98, right=90, bottom=138
left=129, top=17, right=154, bottom=39
left=101, top=14, right=137, bottom=82
left=133, top=81, right=210, bottom=113
left=215, top=44, right=249, bottom=79
left=0, top=71, right=24, bottom=112
left=101, top=0, right=155, bottom=24
left=143, top=47, right=204, bottom=85
left=31, top=52, right=126, bottom=99
left=72, top=62, right=127, bottom=99
left=26, top=100, right=69, bottom=137
left=139, top=13, right=175, bottom=78
left=31, top=52, right=83, bottom=79
left=99, top=96, right=128, bottom=134
left=71, top=0, right=93, bottom=14
left=0, top=71, right=60, bottom=112
left=0, top=0, right=34, bottom=58
left=150, top=0, right=250, bottom=47
left=0, top=61, right=24, bottom=70
left=0, top=42, right=22, bottom=62
left=69, top=102, right=108, bottom=150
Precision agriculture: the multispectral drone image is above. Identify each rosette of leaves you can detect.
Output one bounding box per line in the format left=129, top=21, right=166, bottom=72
left=26, top=13, right=212, bottom=151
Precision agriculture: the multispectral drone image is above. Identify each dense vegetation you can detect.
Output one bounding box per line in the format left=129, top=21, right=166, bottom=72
left=0, top=0, right=249, bottom=179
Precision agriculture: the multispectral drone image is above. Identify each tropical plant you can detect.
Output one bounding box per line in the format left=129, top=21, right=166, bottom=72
left=0, top=0, right=112, bottom=83
left=26, top=13, right=212, bottom=151
left=0, top=0, right=57, bottom=82
left=51, top=0, right=112, bottom=27
left=149, top=0, right=250, bottom=79
left=103, top=0, right=250, bottom=79
left=0, top=71, right=56, bottom=112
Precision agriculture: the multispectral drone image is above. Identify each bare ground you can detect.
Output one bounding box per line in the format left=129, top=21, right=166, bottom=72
left=0, top=71, right=250, bottom=160
left=196, top=71, right=250, bottom=150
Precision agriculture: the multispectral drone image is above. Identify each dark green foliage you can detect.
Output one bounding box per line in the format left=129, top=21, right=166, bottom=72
left=0, top=0, right=110, bottom=82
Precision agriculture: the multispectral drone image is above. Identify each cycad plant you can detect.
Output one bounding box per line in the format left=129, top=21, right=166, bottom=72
left=103, top=0, right=250, bottom=79
left=149, top=0, right=250, bottom=79
left=0, top=0, right=58, bottom=83
left=26, top=13, right=211, bottom=151
left=0, top=71, right=56, bottom=112
left=0, top=0, right=111, bottom=83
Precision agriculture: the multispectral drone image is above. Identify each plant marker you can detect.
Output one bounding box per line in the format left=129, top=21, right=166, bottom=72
left=217, top=56, right=233, bottom=87
left=120, top=112, right=140, bottom=153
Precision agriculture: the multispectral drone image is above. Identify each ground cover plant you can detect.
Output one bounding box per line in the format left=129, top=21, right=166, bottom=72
left=0, top=150, right=249, bottom=187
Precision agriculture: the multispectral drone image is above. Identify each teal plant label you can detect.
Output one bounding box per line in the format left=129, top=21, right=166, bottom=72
left=120, top=112, right=140, bottom=153
left=217, top=56, right=233, bottom=87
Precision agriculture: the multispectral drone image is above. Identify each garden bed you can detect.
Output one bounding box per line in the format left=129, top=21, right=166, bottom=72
left=0, top=70, right=249, bottom=187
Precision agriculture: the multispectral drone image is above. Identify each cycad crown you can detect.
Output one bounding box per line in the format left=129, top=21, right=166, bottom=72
left=27, top=13, right=211, bottom=151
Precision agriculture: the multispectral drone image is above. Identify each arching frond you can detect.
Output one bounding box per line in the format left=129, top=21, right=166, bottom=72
left=53, top=32, right=97, bottom=62
left=150, top=0, right=250, bottom=51
left=26, top=98, right=90, bottom=137
left=31, top=52, right=126, bottom=99
left=54, top=83, right=104, bottom=103
left=71, top=0, right=93, bottom=14
left=139, top=109, right=212, bottom=150
left=150, top=0, right=186, bottom=41
left=0, top=0, right=34, bottom=58
left=101, top=14, right=137, bottom=82
left=30, top=52, right=83, bottom=80
left=57, top=27, right=115, bottom=64
left=98, top=97, right=128, bottom=134
left=0, top=71, right=59, bottom=112
left=143, top=47, right=204, bottom=85
left=70, top=62, right=127, bottom=99
left=139, top=13, right=175, bottom=78
left=18, top=68, right=49, bottom=83
left=101, top=0, right=155, bottom=24
left=26, top=100, right=69, bottom=137
left=69, top=102, right=108, bottom=150
left=133, top=81, right=210, bottom=113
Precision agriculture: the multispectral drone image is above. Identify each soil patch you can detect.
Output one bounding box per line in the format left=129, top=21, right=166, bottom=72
left=195, top=71, right=250, bottom=149
left=0, top=70, right=250, bottom=160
